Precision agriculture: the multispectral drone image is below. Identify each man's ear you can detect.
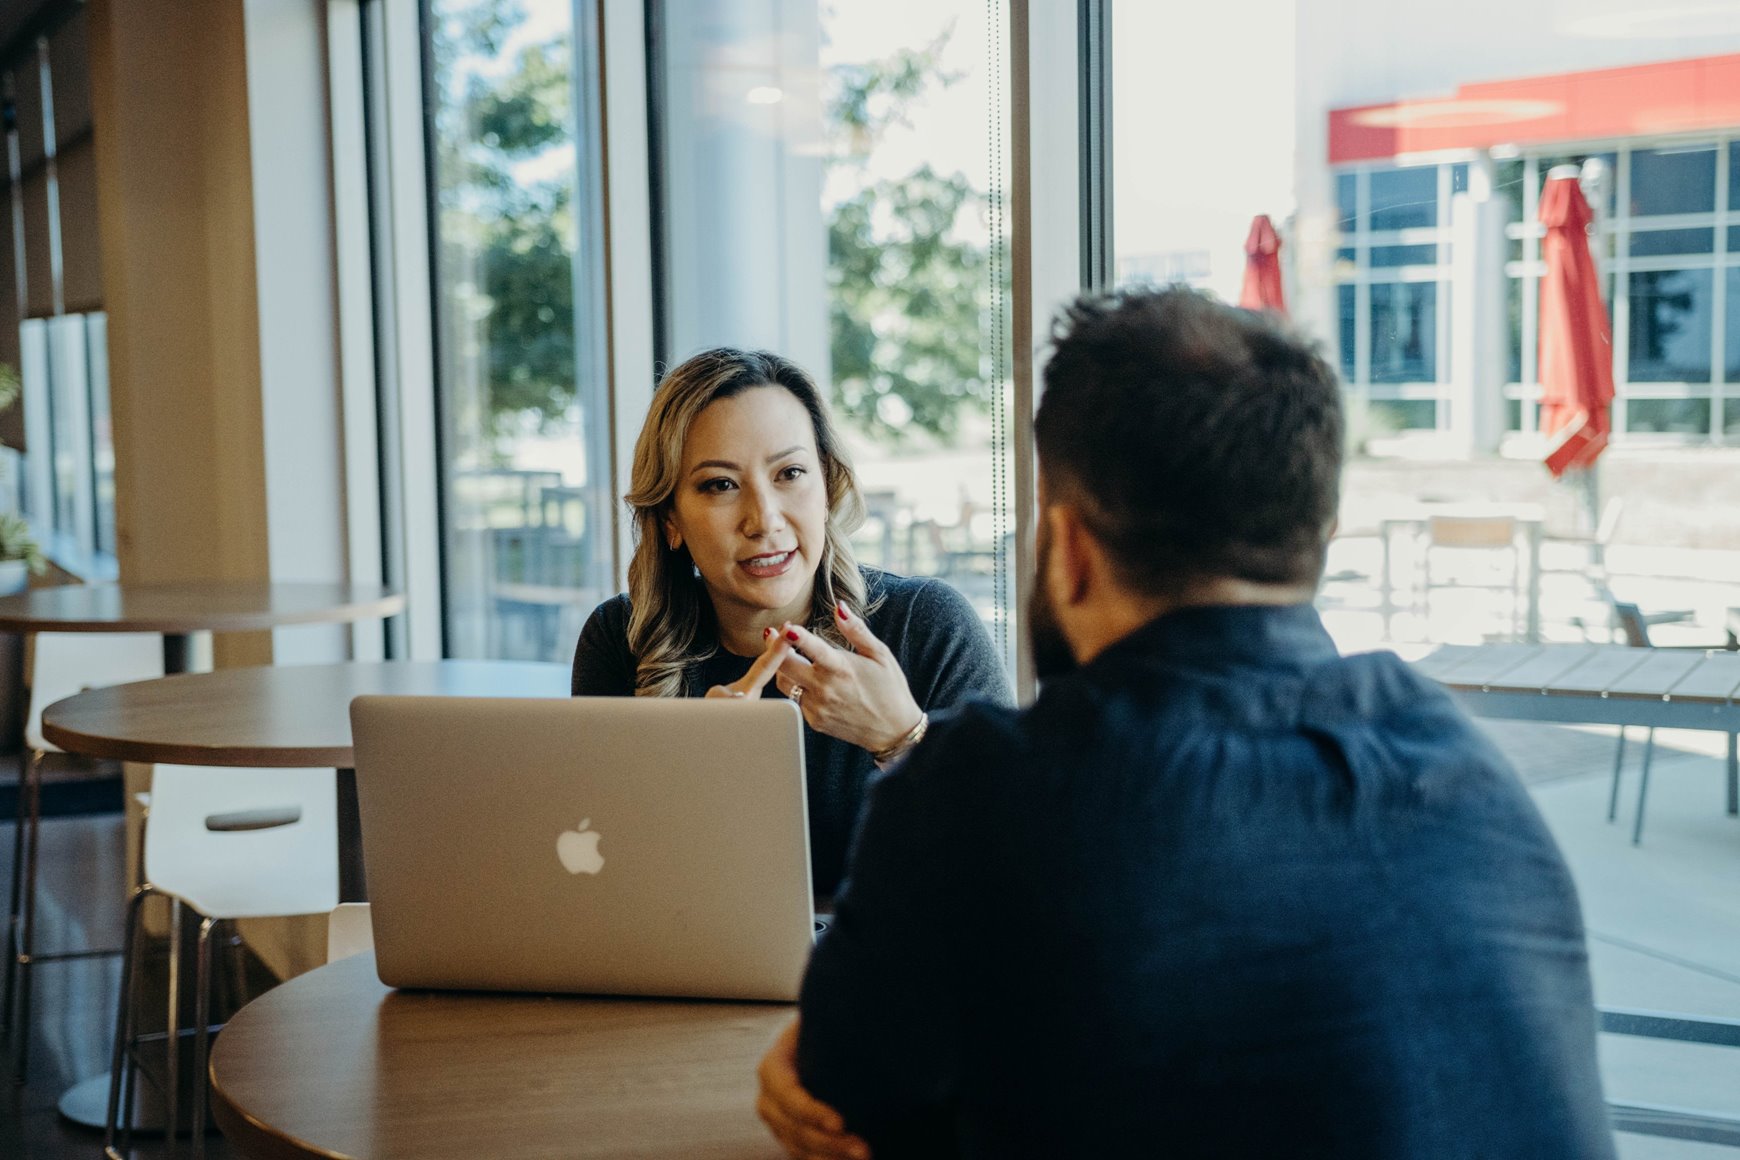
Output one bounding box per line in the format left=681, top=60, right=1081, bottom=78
left=1045, top=504, right=1093, bottom=608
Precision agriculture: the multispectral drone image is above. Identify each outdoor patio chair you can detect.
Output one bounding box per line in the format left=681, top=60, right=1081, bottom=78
left=1606, top=601, right=1739, bottom=845
left=1415, top=514, right=1522, bottom=638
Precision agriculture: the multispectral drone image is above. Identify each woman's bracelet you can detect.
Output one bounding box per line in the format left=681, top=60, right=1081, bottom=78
left=872, top=712, right=929, bottom=770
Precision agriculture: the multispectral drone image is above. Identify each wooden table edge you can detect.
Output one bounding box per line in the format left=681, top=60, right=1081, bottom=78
left=39, top=720, right=353, bottom=769
left=0, top=593, right=406, bottom=636
left=210, top=1069, right=355, bottom=1160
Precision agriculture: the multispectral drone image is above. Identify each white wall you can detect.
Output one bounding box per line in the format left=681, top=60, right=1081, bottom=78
left=244, top=0, right=352, bottom=666
left=659, top=0, right=829, bottom=373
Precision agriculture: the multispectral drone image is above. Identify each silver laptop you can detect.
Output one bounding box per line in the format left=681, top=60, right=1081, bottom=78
left=349, top=695, right=814, bottom=1002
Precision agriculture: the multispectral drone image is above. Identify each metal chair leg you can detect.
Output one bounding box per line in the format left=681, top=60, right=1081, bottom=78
left=103, top=885, right=153, bottom=1160
left=165, top=898, right=182, bottom=1145
left=192, top=916, right=219, bottom=1160
left=2, top=749, right=41, bottom=1045
left=1607, top=727, right=1628, bottom=822
left=12, top=750, right=43, bottom=1082
left=1, top=751, right=28, bottom=1037
left=1727, top=733, right=1737, bottom=817
left=1632, top=728, right=1657, bottom=846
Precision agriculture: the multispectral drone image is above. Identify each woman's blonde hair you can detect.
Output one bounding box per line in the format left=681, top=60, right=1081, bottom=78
left=625, top=348, right=872, bottom=697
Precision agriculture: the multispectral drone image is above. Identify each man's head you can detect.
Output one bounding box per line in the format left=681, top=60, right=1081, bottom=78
left=1030, top=286, right=1344, bottom=676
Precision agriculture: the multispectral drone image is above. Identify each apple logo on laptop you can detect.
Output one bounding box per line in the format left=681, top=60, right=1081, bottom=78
left=557, top=818, right=604, bottom=875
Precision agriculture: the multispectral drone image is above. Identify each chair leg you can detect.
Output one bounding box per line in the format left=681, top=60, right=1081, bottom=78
left=1727, top=733, right=1737, bottom=818
left=103, top=886, right=152, bottom=1160
left=192, top=916, right=218, bottom=1160
left=11, top=750, right=43, bottom=1083
left=164, top=898, right=182, bottom=1145
left=1607, top=727, right=1628, bottom=822
left=1, top=751, right=29, bottom=1036
left=1632, top=728, right=1657, bottom=846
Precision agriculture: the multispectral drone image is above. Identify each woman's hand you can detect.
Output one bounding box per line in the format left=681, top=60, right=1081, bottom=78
left=756, top=1018, right=869, bottom=1160
left=774, top=606, right=922, bottom=755
left=704, top=634, right=792, bottom=699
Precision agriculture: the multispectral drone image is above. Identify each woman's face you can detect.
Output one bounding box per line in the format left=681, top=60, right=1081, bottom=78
left=665, top=385, right=830, bottom=631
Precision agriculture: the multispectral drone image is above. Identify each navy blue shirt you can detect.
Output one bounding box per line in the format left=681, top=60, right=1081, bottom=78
left=798, top=604, right=1614, bottom=1158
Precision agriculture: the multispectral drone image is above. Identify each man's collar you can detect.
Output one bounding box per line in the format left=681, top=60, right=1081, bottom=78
left=1082, top=602, right=1339, bottom=675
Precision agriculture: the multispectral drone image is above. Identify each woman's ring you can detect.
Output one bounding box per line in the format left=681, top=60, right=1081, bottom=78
left=790, top=685, right=805, bottom=704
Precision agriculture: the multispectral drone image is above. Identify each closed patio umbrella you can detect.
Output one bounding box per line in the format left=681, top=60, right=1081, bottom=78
left=1238, top=214, right=1287, bottom=317
left=1538, top=170, right=1613, bottom=479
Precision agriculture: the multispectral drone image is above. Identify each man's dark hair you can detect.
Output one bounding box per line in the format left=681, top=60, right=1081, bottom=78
left=1035, top=286, right=1344, bottom=593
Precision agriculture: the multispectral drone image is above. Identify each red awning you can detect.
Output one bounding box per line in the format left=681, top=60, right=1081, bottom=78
left=1329, top=52, right=1740, bottom=164
left=1537, top=173, right=1613, bottom=478
left=1238, top=215, right=1287, bottom=318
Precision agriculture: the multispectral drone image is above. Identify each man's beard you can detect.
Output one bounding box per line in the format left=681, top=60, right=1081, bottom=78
left=1027, top=526, right=1077, bottom=682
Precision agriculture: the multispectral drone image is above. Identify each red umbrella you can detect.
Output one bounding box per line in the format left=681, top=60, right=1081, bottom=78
left=1238, top=214, right=1287, bottom=316
left=1538, top=172, right=1613, bottom=478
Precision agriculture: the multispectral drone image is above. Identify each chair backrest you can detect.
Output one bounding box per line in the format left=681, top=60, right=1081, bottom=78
left=1611, top=601, right=1651, bottom=649
left=25, top=632, right=164, bottom=752
left=1594, top=497, right=1626, bottom=548
left=326, top=902, right=375, bottom=963
left=1426, top=515, right=1517, bottom=548
left=143, top=764, right=338, bottom=920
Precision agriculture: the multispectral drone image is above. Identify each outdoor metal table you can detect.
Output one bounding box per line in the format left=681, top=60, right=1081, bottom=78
left=1414, top=642, right=1740, bottom=817
left=1413, top=640, right=1740, bottom=1145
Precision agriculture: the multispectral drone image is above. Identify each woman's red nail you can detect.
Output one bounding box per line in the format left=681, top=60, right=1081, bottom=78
left=763, top=626, right=771, bottom=639
left=785, top=629, right=800, bottom=642
left=836, top=603, right=848, bottom=621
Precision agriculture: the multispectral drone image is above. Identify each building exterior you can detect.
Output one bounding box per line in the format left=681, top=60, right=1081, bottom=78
left=1295, top=4, right=1740, bottom=450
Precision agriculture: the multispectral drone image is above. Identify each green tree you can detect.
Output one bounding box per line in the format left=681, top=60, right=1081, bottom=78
left=430, top=0, right=578, bottom=444
left=825, top=34, right=1005, bottom=444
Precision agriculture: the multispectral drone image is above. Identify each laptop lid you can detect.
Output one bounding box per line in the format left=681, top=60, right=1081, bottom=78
left=350, top=695, right=813, bottom=1002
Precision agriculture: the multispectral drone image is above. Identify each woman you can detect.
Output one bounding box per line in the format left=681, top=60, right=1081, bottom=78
left=572, top=348, right=1011, bottom=899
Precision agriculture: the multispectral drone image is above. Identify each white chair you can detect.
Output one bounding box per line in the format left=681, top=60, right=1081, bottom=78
left=326, top=902, right=374, bottom=963
left=1416, top=515, right=1523, bottom=638
left=4, top=631, right=163, bottom=1078
left=103, top=764, right=337, bottom=1160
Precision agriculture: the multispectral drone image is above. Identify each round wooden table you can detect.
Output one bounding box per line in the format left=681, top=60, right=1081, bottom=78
left=210, top=952, right=789, bottom=1159
left=0, top=580, right=406, bottom=672
left=41, top=659, right=572, bottom=900
left=42, top=660, right=572, bottom=1130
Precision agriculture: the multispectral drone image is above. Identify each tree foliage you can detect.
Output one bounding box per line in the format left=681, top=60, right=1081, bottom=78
left=824, top=33, right=999, bottom=443
left=431, top=1, right=578, bottom=444
left=432, top=3, right=999, bottom=447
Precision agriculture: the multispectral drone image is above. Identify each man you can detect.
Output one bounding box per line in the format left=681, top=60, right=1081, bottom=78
left=756, top=287, right=1614, bottom=1158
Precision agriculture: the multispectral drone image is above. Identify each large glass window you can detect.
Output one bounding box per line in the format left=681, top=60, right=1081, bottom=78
left=1630, top=145, right=1717, bottom=218
left=425, top=0, right=613, bottom=661
left=653, top=0, right=1016, bottom=673
left=1369, top=167, right=1438, bottom=232
left=14, top=311, right=114, bottom=570
left=1628, top=269, right=1714, bottom=383
left=1325, top=162, right=1455, bottom=431
left=1369, top=282, right=1437, bottom=384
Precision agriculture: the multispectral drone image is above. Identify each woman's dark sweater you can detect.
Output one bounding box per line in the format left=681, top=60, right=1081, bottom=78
left=570, top=567, right=1013, bottom=898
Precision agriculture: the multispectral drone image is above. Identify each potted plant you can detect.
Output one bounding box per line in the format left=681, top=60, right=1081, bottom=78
left=0, top=362, right=38, bottom=592
left=0, top=511, right=45, bottom=595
